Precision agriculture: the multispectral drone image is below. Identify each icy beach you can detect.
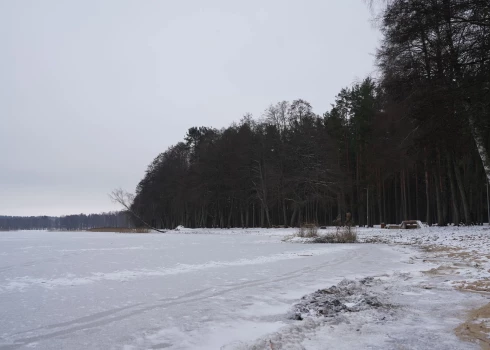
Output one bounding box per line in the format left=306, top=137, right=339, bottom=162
left=1, top=227, right=489, bottom=349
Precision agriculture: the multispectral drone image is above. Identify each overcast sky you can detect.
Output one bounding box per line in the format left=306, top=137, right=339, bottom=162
left=0, top=0, right=380, bottom=217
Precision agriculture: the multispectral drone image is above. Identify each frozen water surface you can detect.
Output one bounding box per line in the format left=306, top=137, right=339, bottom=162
left=0, top=230, right=478, bottom=349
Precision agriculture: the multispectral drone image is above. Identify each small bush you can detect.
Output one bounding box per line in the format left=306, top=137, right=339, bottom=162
left=314, top=226, right=357, bottom=243
left=297, top=226, right=306, bottom=237
left=297, top=224, right=319, bottom=238
left=305, top=225, right=319, bottom=238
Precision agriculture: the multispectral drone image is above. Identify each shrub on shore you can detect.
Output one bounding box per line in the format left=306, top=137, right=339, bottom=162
left=297, top=224, right=319, bottom=238
left=314, top=226, right=357, bottom=243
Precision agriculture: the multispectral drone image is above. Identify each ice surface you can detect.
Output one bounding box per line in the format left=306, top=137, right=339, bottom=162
left=0, top=228, right=487, bottom=349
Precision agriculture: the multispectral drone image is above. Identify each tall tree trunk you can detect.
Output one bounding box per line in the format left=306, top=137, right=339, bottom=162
left=220, top=210, right=224, bottom=228
left=290, top=205, right=298, bottom=228
left=227, top=198, right=234, bottom=228
left=337, top=193, right=342, bottom=223
left=425, top=156, right=431, bottom=226
left=377, top=169, right=383, bottom=224
left=434, top=170, right=445, bottom=226
left=402, top=170, right=408, bottom=220
left=260, top=205, right=265, bottom=227
left=252, top=203, right=255, bottom=228
left=356, top=153, right=361, bottom=226
left=383, top=179, right=387, bottom=224
left=437, top=151, right=449, bottom=224
left=446, top=154, right=460, bottom=225
left=264, top=205, right=271, bottom=228
left=245, top=207, right=249, bottom=228
left=315, top=201, right=319, bottom=225
left=468, top=113, right=490, bottom=183
left=282, top=200, right=288, bottom=227
left=254, top=161, right=271, bottom=227
left=415, top=164, right=420, bottom=220
left=453, top=159, right=472, bottom=224
left=394, top=174, right=399, bottom=224
left=407, top=169, right=412, bottom=220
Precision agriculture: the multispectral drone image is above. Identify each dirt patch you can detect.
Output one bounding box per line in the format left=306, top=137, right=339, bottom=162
left=421, top=245, right=461, bottom=254
left=423, top=265, right=458, bottom=276
left=456, top=280, right=490, bottom=293
left=417, top=243, right=490, bottom=348
left=448, top=251, right=474, bottom=260
left=455, top=302, right=490, bottom=350
left=289, top=277, right=393, bottom=320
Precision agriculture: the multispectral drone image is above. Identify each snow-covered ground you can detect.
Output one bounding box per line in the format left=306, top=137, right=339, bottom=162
left=0, top=227, right=489, bottom=349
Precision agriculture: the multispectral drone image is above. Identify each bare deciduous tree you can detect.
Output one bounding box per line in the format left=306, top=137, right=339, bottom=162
left=109, top=188, right=166, bottom=233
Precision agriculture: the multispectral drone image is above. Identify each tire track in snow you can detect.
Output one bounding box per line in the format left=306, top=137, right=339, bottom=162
left=0, top=247, right=366, bottom=349
left=0, top=246, right=358, bottom=293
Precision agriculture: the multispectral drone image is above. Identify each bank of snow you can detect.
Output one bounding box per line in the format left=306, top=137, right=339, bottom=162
left=153, top=225, right=490, bottom=349
left=236, top=225, right=490, bottom=350
left=1, top=227, right=489, bottom=349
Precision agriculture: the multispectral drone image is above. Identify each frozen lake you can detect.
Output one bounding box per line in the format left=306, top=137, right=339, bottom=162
left=0, top=230, right=420, bottom=349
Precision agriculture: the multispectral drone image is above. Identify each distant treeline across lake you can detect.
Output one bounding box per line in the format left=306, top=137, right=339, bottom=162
left=0, top=211, right=132, bottom=231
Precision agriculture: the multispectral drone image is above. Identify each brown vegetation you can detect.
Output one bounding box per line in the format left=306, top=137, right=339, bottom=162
left=456, top=303, right=490, bottom=350
left=314, top=226, right=357, bottom=243
left=297, top=224, right=319, bottom=238
left=86, top=227, right=150, bottom=233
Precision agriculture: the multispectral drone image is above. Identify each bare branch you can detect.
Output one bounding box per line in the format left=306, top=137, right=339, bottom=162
left=109, top=188, right=166, bottom=233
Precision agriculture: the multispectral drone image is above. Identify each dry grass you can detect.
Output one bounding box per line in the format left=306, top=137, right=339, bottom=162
left=314, top=226, right=357, bottom=243
left=423, top=265, right=458, bottom=276
left=456, top=280, right=490, bottom=294
left=418, top=244, right=490, bottom=348
left=297, top=224, right=319, bottom=238
left=455, top=302, right=490, bottom=350
left=86, top=227, right=150, bottom=233
left=363, top=236, right=388, bottom=244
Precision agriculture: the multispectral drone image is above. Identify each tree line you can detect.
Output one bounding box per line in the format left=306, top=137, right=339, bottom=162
left=0, top=212, right=132, bottom=231
left=129, top=0, right=489, bottom=229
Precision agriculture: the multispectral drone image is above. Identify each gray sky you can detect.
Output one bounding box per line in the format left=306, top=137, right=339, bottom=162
left=0, top=0, right=379, bottom=216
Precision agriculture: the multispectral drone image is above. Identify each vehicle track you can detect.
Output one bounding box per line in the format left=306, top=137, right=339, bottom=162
left=0, top=247, right=366, bottom=349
